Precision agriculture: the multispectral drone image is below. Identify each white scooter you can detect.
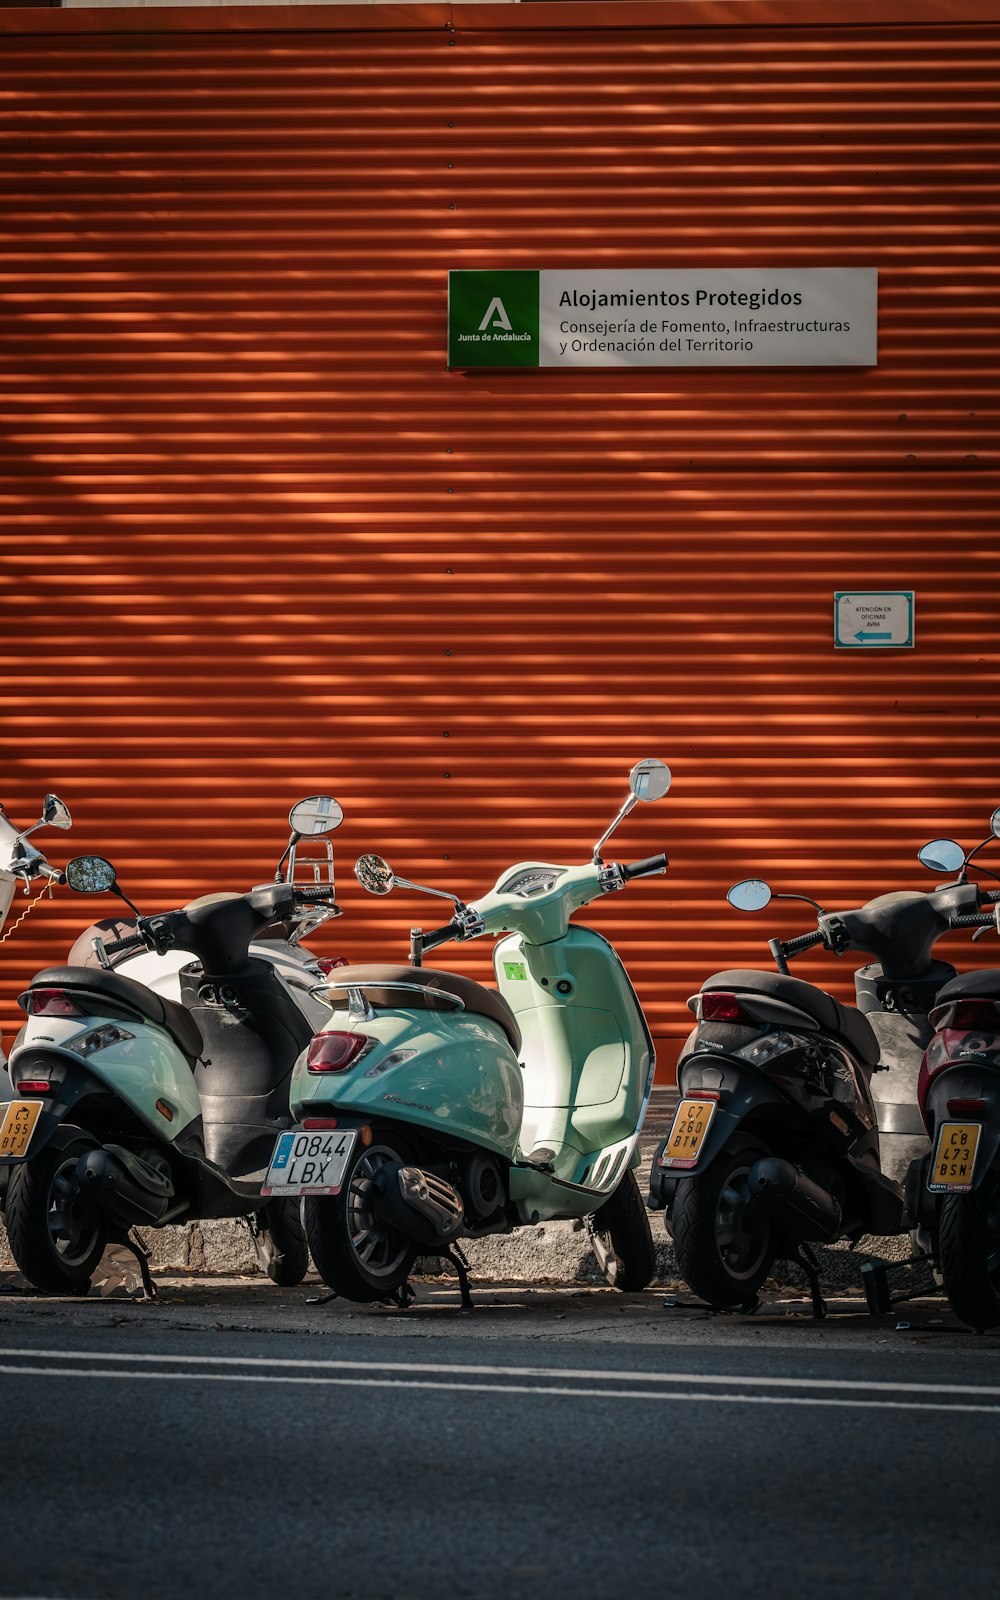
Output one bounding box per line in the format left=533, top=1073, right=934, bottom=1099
left=3, top=797, right=345, bottom=1295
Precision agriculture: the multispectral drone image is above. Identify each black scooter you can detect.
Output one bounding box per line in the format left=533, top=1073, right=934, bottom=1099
left=897, top=812, right=1000, bottom=1330
left=648, top=873, right=985, bottom=1312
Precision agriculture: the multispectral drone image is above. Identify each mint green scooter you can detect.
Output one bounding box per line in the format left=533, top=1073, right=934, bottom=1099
left=267, top=760, right=671, bottom=1304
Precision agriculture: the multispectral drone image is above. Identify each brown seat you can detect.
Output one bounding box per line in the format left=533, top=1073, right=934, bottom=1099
left=325, top=963, right=522, bottom=1055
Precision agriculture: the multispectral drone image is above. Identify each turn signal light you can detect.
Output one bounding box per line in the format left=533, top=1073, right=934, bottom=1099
left=701, top=992, right=751, bottom=1023
left=306, top=1032, right=370, bottom=1073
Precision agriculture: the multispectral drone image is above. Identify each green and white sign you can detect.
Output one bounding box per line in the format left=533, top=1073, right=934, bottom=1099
left=448, top=268, right=877, bottom=369
left=835, top=591, right=915, bottom=649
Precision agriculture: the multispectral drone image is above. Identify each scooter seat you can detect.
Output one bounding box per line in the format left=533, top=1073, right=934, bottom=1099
left=931, top=969, right=1000, bottom=1005
left=703, top=968, right=880, bottom=1069
left=324, top=963, right=522, bottom=1055
left=24, top=965, right=204, bottom=1062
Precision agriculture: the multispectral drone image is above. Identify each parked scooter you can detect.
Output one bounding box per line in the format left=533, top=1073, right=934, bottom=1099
left=896, top=813, right=1000, bottom=1330
left=0, top=795, right=72, bottom=1073
left=648, top=869, right=985, bottom=1312
left=0, top=797, right=344, bottom=1295
left=265, top=760, right=671, bottom=1305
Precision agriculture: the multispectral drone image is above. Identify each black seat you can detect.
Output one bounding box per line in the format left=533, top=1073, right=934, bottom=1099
left=23, top=965, right=204, bottom=1061
left=702, top=968, right=880, bottom=1069
left=932, top=969, right=1000, bottom=1005
left=323, top=963, right=522, bottom=1055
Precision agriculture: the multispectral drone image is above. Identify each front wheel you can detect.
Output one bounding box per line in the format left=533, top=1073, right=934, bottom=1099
left=250, top=1198, right=310, bottom=1287
left=588, top=1169, right=657, bottom=1290
left=938, top=1169, right=1000, bottom=1332
left=304, top=1133, right=418, bottom=1303
left=6, top=1139, right=108, bottom=1294
left=670, top=1142, right=775, bottom=1309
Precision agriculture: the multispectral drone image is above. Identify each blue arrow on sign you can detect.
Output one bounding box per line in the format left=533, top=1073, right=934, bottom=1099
left=855, top=629, right=893, bottom=641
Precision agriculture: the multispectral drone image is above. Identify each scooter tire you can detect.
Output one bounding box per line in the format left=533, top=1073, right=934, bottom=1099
left=251, top=1197, right=310, bottom=1287
left=303, top=1132, right=418, bottom=1303
left=670, top=1140, right=776, bottom=1310
left=6, top=1138, right=108, bottom=1295
left=938, top=1172, right=1000, bottom=1332
left=588, top=1169, right=657, bottom=1290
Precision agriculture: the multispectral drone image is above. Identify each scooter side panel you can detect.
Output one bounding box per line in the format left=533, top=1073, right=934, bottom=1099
left=9, top=1016, right=202, bottom=1142
left=289, top=1008, right=523, bottom=1160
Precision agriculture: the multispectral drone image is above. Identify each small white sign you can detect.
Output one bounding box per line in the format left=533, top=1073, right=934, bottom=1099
left=835, top=592, right=914, bottom=649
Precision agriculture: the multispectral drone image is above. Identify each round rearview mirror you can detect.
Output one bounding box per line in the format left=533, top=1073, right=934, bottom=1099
left=42, top=794, right=72, bottom=831
left=991, top=808, right=1000, bottom=840
left=727, top=879, right=772, bottom=913
left=355, top=854, right=395, bottom=896
left=918, top=838, right=966, bottom=874
left=64, top=855, right=117, bottom=895
left=629, top=758, right=671, bottom=803
left=288, top=796, right=344, bottom=837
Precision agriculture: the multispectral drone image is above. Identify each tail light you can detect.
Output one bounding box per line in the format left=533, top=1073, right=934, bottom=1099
left=930, top=999, right=1000, bottom=1030
left=316, top=957, right=349, bottom=974
left=306, top=1032, right=371, bottom=1073
left=22, top=988, right=88, bottom=1018
left=15, top=1079, right=51, bottom=1095
left=700, top=992, right=753, bottom=1024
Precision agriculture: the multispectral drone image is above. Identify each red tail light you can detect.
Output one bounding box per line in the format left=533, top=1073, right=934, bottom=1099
left=307, top=1032, right=370, bottom=1073
left=24, top=989, right=87, bottom=1018
left=948, top=1098, right=987, bottom=1116
left=316, top=957, right=349, bottom=974
left=701, top=992, right=752, bottom=1024
left=16, top=1080, right=51, bottom=1095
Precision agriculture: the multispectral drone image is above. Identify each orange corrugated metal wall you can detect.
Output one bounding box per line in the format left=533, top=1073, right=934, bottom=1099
left=0, top=0, right=997, bottom=1073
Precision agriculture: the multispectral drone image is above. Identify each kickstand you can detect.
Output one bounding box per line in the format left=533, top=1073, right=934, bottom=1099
left=119, top=1230, right=156, bottom=1301
left=792, top=1242, right=827, bottom=1320
left=442, top=1242, right=474, bottom=1310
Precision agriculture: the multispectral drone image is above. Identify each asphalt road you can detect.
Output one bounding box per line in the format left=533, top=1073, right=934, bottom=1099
left=1, top=1276, right=999, bottom=1600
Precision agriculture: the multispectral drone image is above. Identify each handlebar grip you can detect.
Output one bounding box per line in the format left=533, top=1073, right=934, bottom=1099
left=953, top=913, right=995, bottom=929
left=102, top=931, right=148, bottom=956
left=986, top=890, right=1000, bottom=903
left=782, top=929, right=827, bottom=956
left=421, top=920, right=464, bottom=953
left=621, top=853, right=669, bottom=880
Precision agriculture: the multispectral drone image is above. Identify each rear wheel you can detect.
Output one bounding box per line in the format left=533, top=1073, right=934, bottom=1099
left=670, top=1141, right=775, bottom=1309
left=588, top=1169, right=657, bottom=1290
left=939, top=1167, right=1000, bottom=1332
left=304, top=1133, right=418, bottom=1303
left=6, top=1139, right=108, bottom=1294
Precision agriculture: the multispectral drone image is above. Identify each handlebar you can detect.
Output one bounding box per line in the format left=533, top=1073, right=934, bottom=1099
left=101, top=930, right=148, bottom=957
left=782, top=929, right=828, bottom=957
left=420, top=919, right=465, bottom=954
left=621, top=853, right=668, bottom=881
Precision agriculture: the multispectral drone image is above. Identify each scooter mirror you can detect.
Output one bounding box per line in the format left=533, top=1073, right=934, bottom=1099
left=991, top=808, right=1000, bottom=840
left=288, top=796, right=344, bottom=836
left=355, top=854, right=395, bottom=895
left=918, top=838, right=966, bottom=874
left=727, top=879, right=772, bottom=912
left=629, top=758, right=671, bottom=802
left=64, top=855, right=118, bottom=895
left=41, top=794, right=72, bottom=831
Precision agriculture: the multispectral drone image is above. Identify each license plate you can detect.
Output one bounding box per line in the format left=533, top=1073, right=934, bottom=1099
left=658, top=1098, right=718, bottom=1170
left=261, top=1127, right=357, bottom=1196
left=928, top=1121, right=982, bottom=1193
left=0, top=1100, right=44, bottom=1161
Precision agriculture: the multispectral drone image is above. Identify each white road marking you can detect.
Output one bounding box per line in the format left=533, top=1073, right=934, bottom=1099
left=0, top=1349, right=997, bottom=1413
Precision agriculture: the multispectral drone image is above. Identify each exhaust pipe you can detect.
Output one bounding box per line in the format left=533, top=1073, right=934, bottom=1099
left=747, top=1157, right=842, bottom=1243
left=76, top=1147, right=173, bottom=1226
left=371, top=1161, right=465, bottom=1244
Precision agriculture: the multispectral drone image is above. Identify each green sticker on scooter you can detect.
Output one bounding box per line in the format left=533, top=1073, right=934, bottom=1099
left=503, top=961, right=527, bottom=981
